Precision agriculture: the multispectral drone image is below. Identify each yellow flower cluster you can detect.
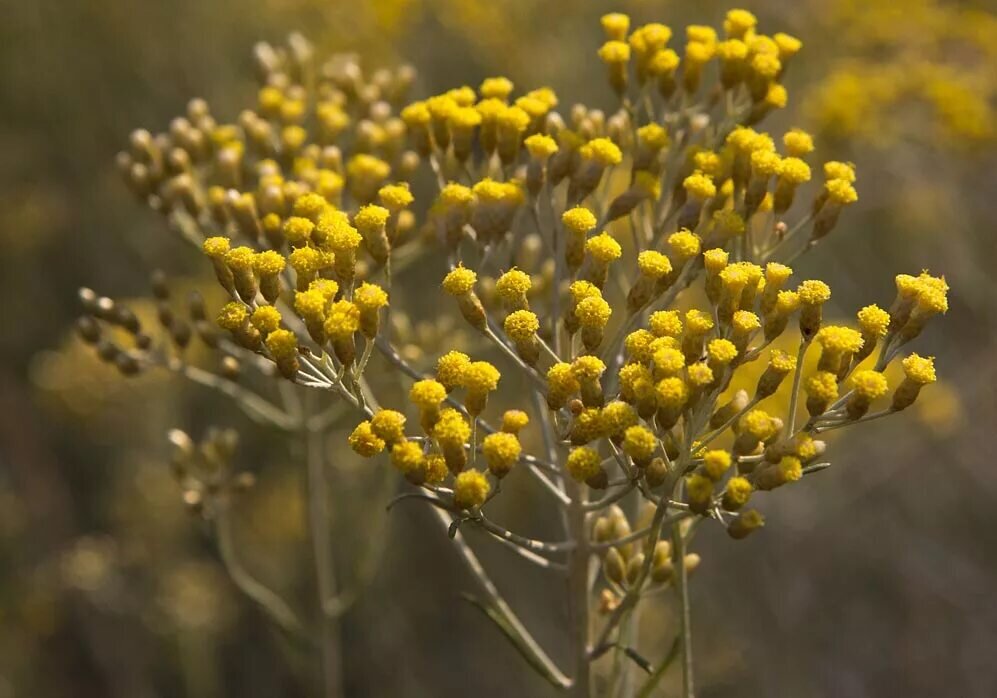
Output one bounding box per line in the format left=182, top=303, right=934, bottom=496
left=86, top=12, right=951, bottom=689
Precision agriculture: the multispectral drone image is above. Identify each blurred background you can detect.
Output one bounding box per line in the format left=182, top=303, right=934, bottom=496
left=2, top=0, right=996, bottom=696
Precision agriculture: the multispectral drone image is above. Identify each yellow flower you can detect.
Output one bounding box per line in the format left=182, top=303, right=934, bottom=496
left=453, top=470, right=490, bottom=509
left=566, top=447, right=602, bottom=482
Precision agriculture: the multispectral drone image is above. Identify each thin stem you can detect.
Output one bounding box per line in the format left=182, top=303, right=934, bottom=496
left=215, top=503, right=305, bottom=639
left=671, top=521, right=694, bottom=698
left=304, top=397, right=343, bottom=698
left=784, top=339, right=810, bottom=437
left=431, top=507, right=571, bottom=688
left=565, top=477, right=592, bottom=697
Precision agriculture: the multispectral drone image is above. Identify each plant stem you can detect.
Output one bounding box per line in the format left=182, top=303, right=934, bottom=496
left=671, top=521, right=694, bottom=698
left=215, top=504, right=304, bottom=639
left=565, top=477, right=592, bottom=697
left=304, top=395, right=343, bottom=698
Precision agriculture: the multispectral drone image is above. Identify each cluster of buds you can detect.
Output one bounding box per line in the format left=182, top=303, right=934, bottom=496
left=167, top=428, right=256, bottom=517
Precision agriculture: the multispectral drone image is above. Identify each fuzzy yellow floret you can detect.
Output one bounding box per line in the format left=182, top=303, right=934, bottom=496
left=203, top=236, right=231, bottom=259
left=778, top=157, right=811, bottom=184
left=703, top=449, right=732, bottom=480
left=826, top=178, right=858, bottom=205
left=410, top=379, right=447, bottom=408
left=623, top=425, right=656, bottom=462
left=371, top=409, right=407, bottom=444
left=667, top=230, right=702, bottom=262
left=439, top=183, right=474, bottom=207
left=765, top=262, right=793, bottom=286
left=390, top=441, right=424, bottom=475
left=472, top=178, right=523, bottom=204
left=216, top=302, right=248, bottom=331
left=685, top=40, right=715, bottom=65
left=504, top=310, right=539, bottom=341
left=293, top=193, right=329, bottom=221
left=739, top=409, right=777, bottom=440
left=524, top=133, right=558, bottom=160
left=433, top=408, right=471, bottom=444
left=902, top=354, right=936, bottom=384
left=703, top=248, right=729, bottom=275
left=637, top=250, right=673, bottom=279
left=600, top=13, right=630, bottom=41
left=805, top=371, right=839, bottom=403
left=423, top=454, right=448, bottom=485
left=602, top=402, right=638, bottom=436
left=685, top=309, right=714, bottom=334
left=566, top=447, right=602, bottom=482
left=265, top=329, right=297, bottom=360
left=625, top=329, right=655, bottom=362
left=294, top=289, right=328, bottom=323
left=400, top=101, right=431, bottom=126
left=637, top=123, right=670, bottom=150
left=775, top=290, right=800, bottom=314
left=579, top=138, right=623, bottom=167
left=649, top=310, right=683, bottom=337
left=502, top=410, right=530, bottom=433
left=724, top=9, right=757, bottom=37
left=649, top=49, right=680, bottom=75
left=654, top=347, right=686, bottom=375
left=851, top=370, right=889, bottom=400
left=354, top=205, right=390, bottom=234
left=707, top=338, right=739, bottom=365
left=732, top=310, right=761, bottom=334
left=575, top=296, right=612, bottom=330
left=324, top=300, right=360, bottom=340
left=449, top=106, right=482, bottom=130
left=562, top=207, right=598, bottom=234
left=288, top=247, right=329, bottom=275
left=774, top=32, right=802, bottom=58
left=349, top=421, right=385, bottom=457
left=586, top=232, right=623, bottom=264
left=823, top=161, right=856, bottom=182
left=253, top=250, right=286, bottom=276
left=454, top=470, right=491, bottom=509
left=482, top=432, right=522, bottom=471
left=769, top=349, right=797, bottom=373
left=725, top=476, right=753, bottom=506
left=464, top=361, right=501, bottom=393
left=250, top=306, right=282, bottom=334
left=436, top=351, right=471, bottom=390
left=686, top=473, right=714, bottom=503
left=815, top=326, right=864, bottom=354
left=496, top=105, right=530, bottom=132
left=354, top=282, right=389, bottom=312
left=797, top=280, right=831, bottom=305
left=442, top=266, right=477, bottom=296
left=687, top=362, right=715, bottom=388
left=496, top=268, right=532, bottom=301
left=683, top=172, right=716, bottom=200
left=572, top=355, right=606, bottom=382
left=378, top=183, right=414, bottom=210
left=547, top=362, right=581, bottom=394
left=479, top=76, right=514, bottom=100
left=656, top=377, right=689, bottom=408
left=598, top=40, right=631, bottom=64
left=783, top=129, right=814, bottom=156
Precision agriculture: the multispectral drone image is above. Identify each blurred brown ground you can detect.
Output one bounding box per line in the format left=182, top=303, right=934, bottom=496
left=1, top=0, right=995, bottom=696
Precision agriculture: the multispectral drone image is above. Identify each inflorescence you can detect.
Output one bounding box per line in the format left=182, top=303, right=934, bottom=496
left=77, top=9, right=948, bottom=693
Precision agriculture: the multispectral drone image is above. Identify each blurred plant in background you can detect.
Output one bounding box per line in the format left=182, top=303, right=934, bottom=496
left=2, top=0, right=993, bottom=697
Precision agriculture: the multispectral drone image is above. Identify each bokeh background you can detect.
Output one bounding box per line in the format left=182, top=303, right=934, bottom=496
left=2, top=0, right=996, bottom=696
